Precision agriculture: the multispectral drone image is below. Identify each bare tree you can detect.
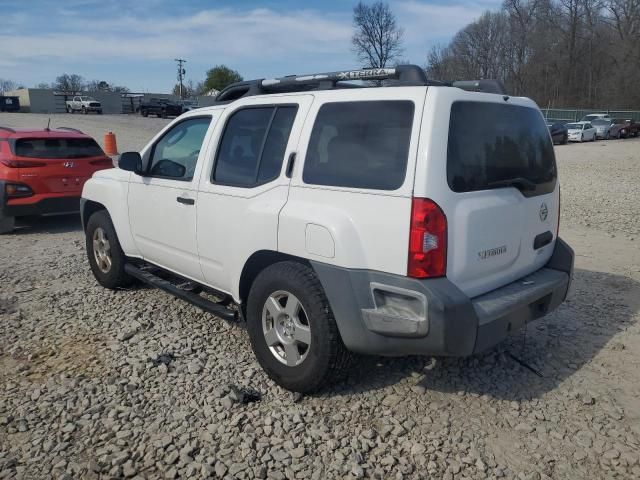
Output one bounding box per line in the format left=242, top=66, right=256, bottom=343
left=352, top=1, right=404, bottom=68
left=0, top=79, right=17, bottom=95
left=54, top=74, right=85, bottom=94
left=426, top=0, right=640, bottom=108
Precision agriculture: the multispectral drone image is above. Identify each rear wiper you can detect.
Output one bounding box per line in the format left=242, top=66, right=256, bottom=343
left=487, top=177, right=537, bottom=192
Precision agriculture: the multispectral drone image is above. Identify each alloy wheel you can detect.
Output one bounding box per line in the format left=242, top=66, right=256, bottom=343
left=262, top=290, right=311, bottom=367
left=92, top=227, right=112, bottom=273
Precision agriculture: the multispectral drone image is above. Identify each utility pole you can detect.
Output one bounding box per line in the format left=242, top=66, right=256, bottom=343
left=175, top=58, right=186, bottom=99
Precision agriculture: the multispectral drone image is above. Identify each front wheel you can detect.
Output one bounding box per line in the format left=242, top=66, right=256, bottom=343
left=606, top=131, right=610, bottom=140
left=66, top=106, right=72, bottom=114
left=581, top=134, right=584, bottom=142
left=246, top=261, right=351, bottom=393
left=82, top=106, right=87, bottom=115
left=85, top=210, right=132, bottom=289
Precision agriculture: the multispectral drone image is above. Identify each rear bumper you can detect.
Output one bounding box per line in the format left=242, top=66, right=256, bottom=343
left=1, top=186, right=81, bottom=217
left=312, top=238, right=574, bottom=356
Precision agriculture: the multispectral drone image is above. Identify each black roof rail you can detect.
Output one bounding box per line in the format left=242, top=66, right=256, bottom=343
left=214, top=65, right=508, bottom=103
left=216, top=64, right=447, bottom=103
left=452, top=79, right=507, bottom=95
left=56, top=127, right=84, bottom=134
left=0, top=126, right=16, bottom=133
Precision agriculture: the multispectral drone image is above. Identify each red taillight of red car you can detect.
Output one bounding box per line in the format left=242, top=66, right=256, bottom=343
left=408, top=198, right=447, bottom=278
left=0, top=159, right=47, bottom=168
left=5, top=183, right=34, bottom=198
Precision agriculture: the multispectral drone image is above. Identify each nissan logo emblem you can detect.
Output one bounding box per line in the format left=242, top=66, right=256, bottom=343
left=539, top=202, right=549, bottom=221
left=63, top=161, right=76, bottom=168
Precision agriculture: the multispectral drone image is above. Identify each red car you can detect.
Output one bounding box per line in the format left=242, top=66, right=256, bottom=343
left=0, top=126, right=113, bottom=233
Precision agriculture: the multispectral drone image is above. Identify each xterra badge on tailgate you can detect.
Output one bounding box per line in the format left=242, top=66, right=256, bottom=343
left=478, top=245, right=507, bottom=260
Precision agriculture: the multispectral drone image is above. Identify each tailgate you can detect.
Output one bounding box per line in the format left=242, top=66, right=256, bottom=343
left=417, top=90, right=559, bottom=298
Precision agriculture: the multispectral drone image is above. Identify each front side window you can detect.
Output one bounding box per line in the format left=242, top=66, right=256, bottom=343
left=148, top=117, right=211, bottom=181
left=213, top=106, right=297, bottom=187
left=303, top=101, right=414, bottom=190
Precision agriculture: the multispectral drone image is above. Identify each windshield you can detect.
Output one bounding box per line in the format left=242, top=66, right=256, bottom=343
left=592, top=120, right=609, bottom=126
left=566, top=123, right=582, bottom=129
left=447, top=101, right=556, bottom=196
left=80, top=96, right=95, bottom=101
left=582, top=115, right=599, bottom=121
left=14, top=137, right=105, bottom=159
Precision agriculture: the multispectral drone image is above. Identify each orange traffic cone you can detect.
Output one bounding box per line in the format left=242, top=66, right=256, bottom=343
left=104, top=132, right=118, bottom=156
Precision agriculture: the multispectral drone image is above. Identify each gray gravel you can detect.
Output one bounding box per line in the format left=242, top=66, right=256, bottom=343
left=1, top=113, right=640, bottom=479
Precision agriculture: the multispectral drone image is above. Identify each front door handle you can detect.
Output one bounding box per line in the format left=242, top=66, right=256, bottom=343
left=176, top=196, right=195, bottom=205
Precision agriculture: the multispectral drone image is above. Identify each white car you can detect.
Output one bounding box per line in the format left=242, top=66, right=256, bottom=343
left=80, top=65, right=574, bottom=392
left=566, top=121, right=597, bottom=142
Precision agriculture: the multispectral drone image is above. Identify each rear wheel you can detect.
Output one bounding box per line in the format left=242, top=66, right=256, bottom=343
left=605, top=131, right=610, bottom=140
left=246, top=261, right=351, bottom=393
left=581, top=134, right=584, bottom=142
left=82, top=106, right=87, bottom=115
left=0, top=215, right=15, bottom=234
left=160, top=109, right=167, bottom=119
left=85, top=210, right=132, bottom=289
left=66, top=105, right=72, bottom=114
left=562, top=134, right=568, bottom=145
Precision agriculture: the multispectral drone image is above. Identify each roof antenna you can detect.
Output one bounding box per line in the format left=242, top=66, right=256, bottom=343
left=45, top=118, right=51, bottom=131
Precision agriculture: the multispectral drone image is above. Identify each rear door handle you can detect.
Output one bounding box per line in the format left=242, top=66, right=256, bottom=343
left=176, top=196, right=195, bottom=205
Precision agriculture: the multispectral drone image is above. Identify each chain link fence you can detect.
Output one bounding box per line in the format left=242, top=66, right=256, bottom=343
left=543, top=108, right=640, bottom=123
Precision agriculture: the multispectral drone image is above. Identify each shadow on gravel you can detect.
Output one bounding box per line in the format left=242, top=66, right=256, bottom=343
left=14, top=213, right=82, bottom=235
left=331, top=268, right=639, bottom=400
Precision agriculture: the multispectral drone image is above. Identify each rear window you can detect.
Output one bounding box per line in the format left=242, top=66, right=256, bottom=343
left=447, top=101, right=556, bottom=196
left=303, top=101, right=414, bottom=190
left=14, top=138, right=104, bottom=159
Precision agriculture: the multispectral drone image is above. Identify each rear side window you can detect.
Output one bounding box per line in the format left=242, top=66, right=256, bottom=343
left=14, top=138, right=104, bottom=159
left=213, top=106, right=297, bottom=187
left=303, top=101, right=414, bottom=190
left=447, top=102, right=557, bottom=196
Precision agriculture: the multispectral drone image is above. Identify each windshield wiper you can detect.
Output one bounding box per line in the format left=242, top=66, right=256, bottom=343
left=487, top=177, right=537, bottom=192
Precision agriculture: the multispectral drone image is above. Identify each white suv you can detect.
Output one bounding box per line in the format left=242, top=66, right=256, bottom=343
left=81, top=66, right=574, bottom=393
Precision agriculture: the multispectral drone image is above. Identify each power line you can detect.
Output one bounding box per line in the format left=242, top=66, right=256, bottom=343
left=175, top=58, right=187, bottom=99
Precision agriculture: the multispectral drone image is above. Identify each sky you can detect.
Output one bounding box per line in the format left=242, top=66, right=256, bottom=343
left=0, top=0, right=502, bottom=93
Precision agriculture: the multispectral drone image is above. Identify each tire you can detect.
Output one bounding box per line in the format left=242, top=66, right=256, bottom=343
left=591, top=133, right=596, bottom=142
left=581, top=134, right=584, bottom=142
left=0, top=215, right=15, bottom=234
left=66, top=105, right=71, bottom=114
left=606, top=131, right=610, bottom=140
left=141, top=109, right=148, bottom=117
left=617, top=131, right=622, bottom=139
left=85, top=210, right=132, bottom=289
left=562, top=135, right=568, bottom=145
left=82, top=106, right=87, bottom=115
left=97, top=110, right=102, bottom=115
left=160, top=109, right=167, bottom=119
left=246, top=261, right=351, bottom=393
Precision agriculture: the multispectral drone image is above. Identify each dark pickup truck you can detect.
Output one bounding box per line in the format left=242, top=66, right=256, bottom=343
left=138, top=98, right=183, bottom=118
left=0, top=96, right=20, bottom=112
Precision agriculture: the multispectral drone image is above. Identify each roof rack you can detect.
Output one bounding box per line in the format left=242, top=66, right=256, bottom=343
left=56, top=127, right=84, bottom=134
left=215, top=64, right=507, bottom=103
left=0, top=126, right=16, bottom=133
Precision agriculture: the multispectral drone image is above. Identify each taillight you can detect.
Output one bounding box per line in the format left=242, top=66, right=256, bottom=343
left=0, top=159, right=47, bottom=168
left=408, top=198, right=447, bottom=278
left=5, top=183, right=34, bottom=199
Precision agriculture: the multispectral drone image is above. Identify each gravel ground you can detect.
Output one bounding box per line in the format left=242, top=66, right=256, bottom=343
left=1, top=113, right=639, bottom=479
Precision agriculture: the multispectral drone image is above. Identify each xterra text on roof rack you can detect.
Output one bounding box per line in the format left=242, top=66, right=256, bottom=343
left=81, top=65, right=574, bottom=393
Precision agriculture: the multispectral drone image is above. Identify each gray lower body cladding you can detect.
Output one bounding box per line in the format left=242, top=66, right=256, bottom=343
left=311, top=238, right=574, bottom=357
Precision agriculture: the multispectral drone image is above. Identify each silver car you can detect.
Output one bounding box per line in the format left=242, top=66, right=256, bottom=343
left=592, top=119, right=613, bottom=139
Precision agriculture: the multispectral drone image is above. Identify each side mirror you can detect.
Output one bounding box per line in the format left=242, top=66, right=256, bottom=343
left=118, top=152, right=143, bottom=174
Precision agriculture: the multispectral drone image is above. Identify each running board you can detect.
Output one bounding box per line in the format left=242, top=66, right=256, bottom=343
left=124, top=263, right=238, bottom=322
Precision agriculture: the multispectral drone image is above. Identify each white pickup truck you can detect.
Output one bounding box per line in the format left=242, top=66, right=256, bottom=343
left=66, top=96, right=102, bottom=114
left=80, top=65, right=574, bottom=393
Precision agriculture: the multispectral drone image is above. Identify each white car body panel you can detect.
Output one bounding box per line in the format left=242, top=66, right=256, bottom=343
left=196, top=95, right=314, bottom=300
left=278, top=87, right=426, bottom=277
left=567, top=121, right=597, bottom=142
